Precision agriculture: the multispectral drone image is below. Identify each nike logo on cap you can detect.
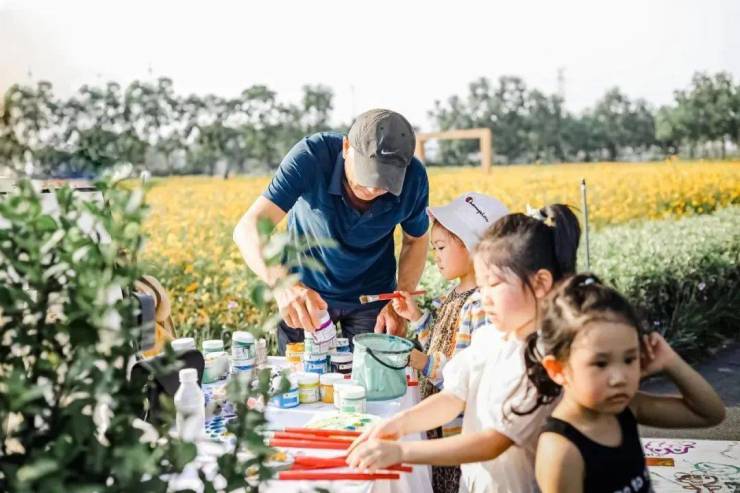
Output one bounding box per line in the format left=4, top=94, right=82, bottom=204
left=379, top=149, right=395, bottom=156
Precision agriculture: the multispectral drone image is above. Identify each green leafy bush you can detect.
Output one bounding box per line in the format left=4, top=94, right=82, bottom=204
left=586, top=206, right=740, bottom=359
left=0, top=178, right=277, bottom=492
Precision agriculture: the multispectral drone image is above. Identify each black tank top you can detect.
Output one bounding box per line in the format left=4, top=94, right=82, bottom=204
left=542, top=409, right=652, bottom=493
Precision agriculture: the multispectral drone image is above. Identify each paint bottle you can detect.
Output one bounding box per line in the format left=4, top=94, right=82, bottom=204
left=310, top=311, right=336, bottom=354
left=319, top=373, right=345, bottom=404
left=202, top=339, right=229, bottom=384
left=339, top=385, right=366, bottom=414
left=297, top=372, right=320, bottom=404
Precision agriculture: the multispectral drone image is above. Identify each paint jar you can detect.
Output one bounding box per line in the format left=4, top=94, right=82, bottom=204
left=171, top=337, right=197, bottom=353
left=330, top=352, right=353, bottom=375
left=334, top=338, right=350, bottom=353
left=297, top=372, right=320, bottom=404
left=202, top=339, right=229, bottom=384
left=310, top=311, right=337, bottom=353
left=339, top=385, right=366, bottom=414
left=333, top=379, right=358, bottom=409
left=304, top=352, right=328, bottom=374
left=271, top=373, right=299, bottom=408
left=286, top=342, right=305, bottom=372
left=232, top=331, right=256, bottom=359
left=319, top=373, right=345, bottom=404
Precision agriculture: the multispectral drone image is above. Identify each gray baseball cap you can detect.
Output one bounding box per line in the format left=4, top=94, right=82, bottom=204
left=347, top=109, right=416, bottom=196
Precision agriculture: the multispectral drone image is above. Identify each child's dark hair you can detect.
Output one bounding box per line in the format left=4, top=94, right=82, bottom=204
left=511, top=273, right=645, bottom=417
left=474, top=204, right=581, bottom=289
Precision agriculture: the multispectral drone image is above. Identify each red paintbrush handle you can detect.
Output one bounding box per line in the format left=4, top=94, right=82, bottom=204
left=270, top=438, right=350, bottom=450
left=272, top=432, right=353, bottom=443
left=284, top=427, right=362, bottom=437
left=377, top=290, right=426, bottom=301
left=291, top=456, right=413, bottom=473
left=278, top=471, right=400, bottom=481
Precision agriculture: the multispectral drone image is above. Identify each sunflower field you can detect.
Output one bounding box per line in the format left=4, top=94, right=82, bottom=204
left=140, top=160, right=740, bottom=348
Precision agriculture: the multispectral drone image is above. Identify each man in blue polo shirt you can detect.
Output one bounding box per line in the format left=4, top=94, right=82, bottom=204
left=233, top=109, right=429, bottom=354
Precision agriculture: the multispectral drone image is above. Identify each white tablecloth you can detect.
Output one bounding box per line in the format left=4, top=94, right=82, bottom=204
left=260, top=357, right=432, bottom=493
left=171, top=357, right=433, bottom=493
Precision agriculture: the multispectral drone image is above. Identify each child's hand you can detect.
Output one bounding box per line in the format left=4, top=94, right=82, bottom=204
left=408, top=348, right=428, bottom=372
left=347, top=417, right=405, bottom=454
left=346, top=439, right=403, bottom=472
left=641, top=332, right=679, bottom=378
left=391, top=291, right=423, bottom=322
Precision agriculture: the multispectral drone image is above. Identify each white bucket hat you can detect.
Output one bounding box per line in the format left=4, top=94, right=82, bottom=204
left=427, top=192, right=509, bottom=253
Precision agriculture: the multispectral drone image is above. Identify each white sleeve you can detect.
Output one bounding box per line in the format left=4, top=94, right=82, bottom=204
left=441, top=345, right=473, bottom=401
left=485, top=376, right=555, bottom=447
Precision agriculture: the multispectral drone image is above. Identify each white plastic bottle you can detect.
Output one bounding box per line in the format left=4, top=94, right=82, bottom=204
left=174, top=368, right=205, bottom=442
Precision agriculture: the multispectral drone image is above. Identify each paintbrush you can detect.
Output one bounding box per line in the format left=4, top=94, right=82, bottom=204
left=358, top=290, right=426, bottom=304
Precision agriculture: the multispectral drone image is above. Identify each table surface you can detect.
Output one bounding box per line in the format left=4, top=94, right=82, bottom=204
left=175, top=357, right=740, bottom=493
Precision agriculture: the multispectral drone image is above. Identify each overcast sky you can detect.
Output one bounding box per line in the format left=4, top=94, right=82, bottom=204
left=1, top=0, right=739, bottom=130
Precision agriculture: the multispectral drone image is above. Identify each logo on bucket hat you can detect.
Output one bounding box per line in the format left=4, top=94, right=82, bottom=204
left=465, top=196, right=489, bottom=222
left=428, top=193, right=509, bottom=253
left=347, top=109, right=416, bottom=196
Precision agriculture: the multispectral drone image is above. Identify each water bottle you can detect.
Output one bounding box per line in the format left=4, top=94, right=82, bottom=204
left=174, top=368, right=205, bottom=442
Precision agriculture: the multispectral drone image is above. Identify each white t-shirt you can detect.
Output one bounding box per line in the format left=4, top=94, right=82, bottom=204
left=442, top=325, right=557, bottom=493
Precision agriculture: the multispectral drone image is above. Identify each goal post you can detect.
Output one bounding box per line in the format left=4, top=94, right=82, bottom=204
left=414, top=128, right=493, bottom=172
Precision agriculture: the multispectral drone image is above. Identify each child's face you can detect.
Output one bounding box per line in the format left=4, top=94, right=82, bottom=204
left=561, top=321, right=641, bottom=414
left=473, top=258, right=537, bottom=333
left=431, top=224, right=471, bottom=281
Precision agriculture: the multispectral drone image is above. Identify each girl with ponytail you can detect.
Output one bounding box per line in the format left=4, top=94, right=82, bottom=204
left=519, top=273, right=725, bottom=493
left=347, top=204, right=581, bottom=493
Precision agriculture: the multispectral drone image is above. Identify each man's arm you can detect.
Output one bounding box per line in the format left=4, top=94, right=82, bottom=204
left=233, top=195, right=287, bottom=286
left=397, top=230, right=429, bottom=292
left=233, top=196, right=326, bottom=330
left=373, top=230, right=428, bottom=335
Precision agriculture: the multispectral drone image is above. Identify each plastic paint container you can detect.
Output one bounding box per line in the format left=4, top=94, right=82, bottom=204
left=319, top=373, right=345, bottom=404
left=334, top=338, right=350, bottom=353
left=231, top=331, right=256, bottom=359
left=304, top=352, right=328, bottom=374
left=202, top=339, right=229, bottom=384
left=332, top=379, right=358, bottom=409
left=330, top=352, right=353, bottom=375
left=339, top=385, right=367, bottom=414
left=286, top=342, right=305, bottom=372
left=171, top=337, right=197, bottom=352
left=271, top=373, right=299, bottom=408
left=297, top=372, right=320, bottom=404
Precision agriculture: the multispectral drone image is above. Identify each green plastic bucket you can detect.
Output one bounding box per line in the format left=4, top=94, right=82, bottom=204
left=351, top=334, right=413, bottom=401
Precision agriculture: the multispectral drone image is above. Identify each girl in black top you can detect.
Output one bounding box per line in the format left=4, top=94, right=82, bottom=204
left=507, top=273, right=725, bottom=493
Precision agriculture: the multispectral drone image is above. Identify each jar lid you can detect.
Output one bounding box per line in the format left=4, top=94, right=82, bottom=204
left=320, top=373, right=346, bottom=385
left=297, top=372, right=319, bottom=384
left=330, top=352, right=353, bottom=362
left=203, top=339, right=224, bottom=352
left=342, top=385, right=366, bottom=399
left=171, top=337, right=196, bottom=352
left=233, top=331, right=255, bottom=343
left=305, top=352, right=327, bottom=360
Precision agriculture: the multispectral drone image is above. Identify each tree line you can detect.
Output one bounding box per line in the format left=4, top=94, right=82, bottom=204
left=0, top=71, right=738, bottom=177
left=429, top=72, right=739, bottom=165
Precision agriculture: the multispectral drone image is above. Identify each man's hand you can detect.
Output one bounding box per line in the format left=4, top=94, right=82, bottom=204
left=373, top=302, right=405, bottom=336
left=273, top=282, right=327, bottom=331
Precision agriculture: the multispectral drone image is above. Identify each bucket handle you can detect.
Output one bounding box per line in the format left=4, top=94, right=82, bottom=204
left=365, top=347, right=409, bottom=371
